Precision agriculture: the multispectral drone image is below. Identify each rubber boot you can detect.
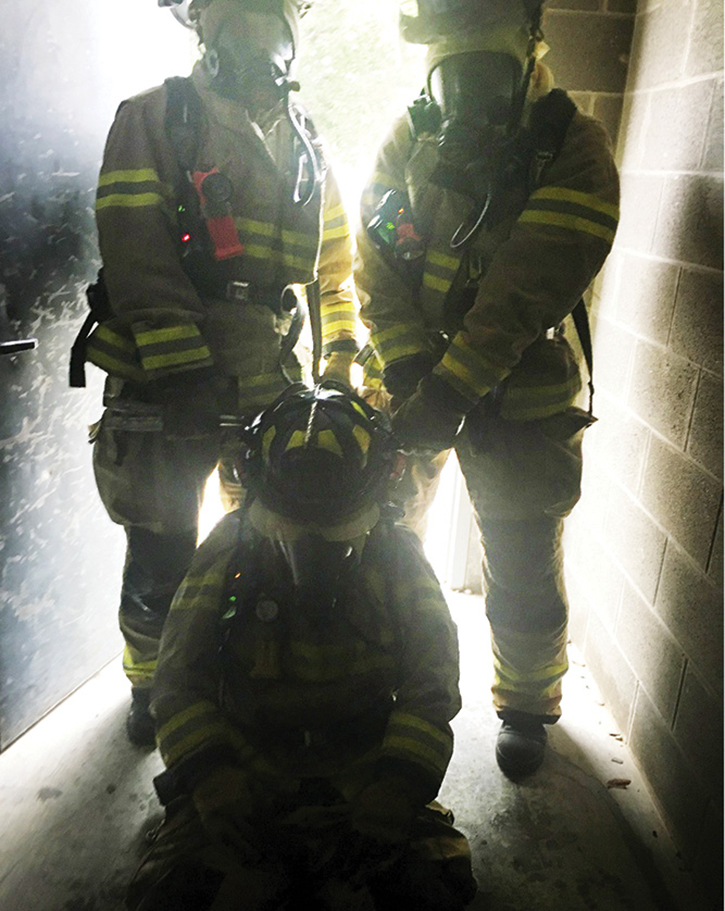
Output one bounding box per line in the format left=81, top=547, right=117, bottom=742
left=127, top=688, right=156, bottom=747
left=495, top=711, right=547, bottom=778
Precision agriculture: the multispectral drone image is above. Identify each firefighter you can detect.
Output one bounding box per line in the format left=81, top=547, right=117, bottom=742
left=125, top=384, right=477, bottom=911
left=355, top=0, right=619, bottom=777
left=79, top=0, right=358, bottom=744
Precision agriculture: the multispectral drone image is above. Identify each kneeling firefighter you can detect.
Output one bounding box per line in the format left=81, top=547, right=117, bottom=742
left=73, top=0, right=358, bottom=744
left=126, top=384, right=477, bottom=911
left=355, top=0, right=619, bottom=776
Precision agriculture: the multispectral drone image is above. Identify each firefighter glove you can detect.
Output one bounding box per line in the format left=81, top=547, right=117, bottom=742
left=350, top=776, right=423, bottom=846
left=322, top=350, right=356, bottom=388
left=192, top=765, right=258, bottom=862
left=383, top=353, right=436, bottom=401
left=392, top=374, right=471, bottom=454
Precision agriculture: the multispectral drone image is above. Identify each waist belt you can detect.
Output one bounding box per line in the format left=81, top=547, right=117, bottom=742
left=217, top=281, right=291, bottom=312
left=252, top=702, right=392, bottom=754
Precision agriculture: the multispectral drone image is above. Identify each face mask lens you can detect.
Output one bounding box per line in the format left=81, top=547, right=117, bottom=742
left=429, top=52, right=521, bottom=128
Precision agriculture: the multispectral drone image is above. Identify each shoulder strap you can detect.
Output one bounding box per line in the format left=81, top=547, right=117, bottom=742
left=530, top=90, right=595, bottom=414
left=164, top=76, right=202, bottom=173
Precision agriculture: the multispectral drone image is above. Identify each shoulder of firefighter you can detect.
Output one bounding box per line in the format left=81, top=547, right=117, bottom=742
left=355, top=91, right=620, bottom=422
left=150, top=512, right=461, bottom=804
left=83, top=77, right=356, bottom=389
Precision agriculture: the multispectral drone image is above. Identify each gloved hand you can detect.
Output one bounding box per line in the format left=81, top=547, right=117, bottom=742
left=192, top=765, right=258, bottom=862
left=391, top=375, right=470, bottom=454
left=151, top=372, right=221, bottom=439
left=382, top=353, right=435, bottom=401
left=322, top=350, right=356, bottom=388
left=350, top=776, right=422, bottom=847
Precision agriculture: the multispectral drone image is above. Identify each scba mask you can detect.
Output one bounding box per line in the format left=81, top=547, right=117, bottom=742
left=428, top=51, right=527, bottom=191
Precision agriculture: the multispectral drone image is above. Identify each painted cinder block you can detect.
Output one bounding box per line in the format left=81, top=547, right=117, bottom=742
left=627, top=340, right=698, bottom=450
left=567, top=521, right=625, bottom=632
left=604, top=484, right=667, bottom=605
left=616, top=580, right=686, bottom=724
left=606, top=0, right=637, bottom=12
left=614, top=253, right=679, bottom=347
left=684, top=0, right=724, bottom=78
left=627, top=1, right=693, bottom=90
left=709, top=507, right=723, bottom=583
left=653, top=174, right=724, bottom=272
left=591, top=93, right=624, bottom=147
left=614, top=172, right=663, bottom=255
left=687, top=371, right=723, bottom=480
left=702, top=78, right=723, bottom=172
left=583, top=610, right=637, bottom=732
left=641, top=80, right=716, bottom=173
left=641, top=435, right=723, bottom=571
left=587, top=394, right=650, bottom=494
left=591, top=317, right=636, bottom=399
left=672, top=664, right=724, bottom=796
left=544, top=12, right=634, bottom=93
left=629, top=687, right=709, bottom=862
left=669, top=267, right=724, bottom=376
left=655, top=541, right=724, bottom=695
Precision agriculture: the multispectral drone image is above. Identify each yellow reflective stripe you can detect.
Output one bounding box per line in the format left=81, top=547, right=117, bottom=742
left=236, top=218, right=318, bottom=249
left=96, top=192, right=164, bottom=211
left=141, top=347, right=212, bottom=371
left=389, top=711, right=451, bottom=748
left=383, top=734, right=450, bottom=771
left=531, top=186, right=619, bottom=220
left=156, top=700, right=219, bottom=743
left=317, top=429, right=344, bottom=458
left=427, top=249, right=460, bottom=271
left=322, top=318, right=357, bottom=339
left=422, top=272, right=451, bottom=292
left=161, top=723, right=232, bottom=766
left=86, top=348, right=145, bottom=381
left=519, top=209, right=616, bottom=244
left=134, top=324, right=202, bottom=347
left=93, top=323, right=136, bottom=354
left=324, top=203, right=347, bottom=224
left=122, top=646, right=156, bottom=678
left=98, top=168, right=160, bottom=187
left=352, top=424, right=370, bottom=454
left=438, top=341, right=502, bottom=398
left=323, top=224, right=350, bottom=241
left=243, top=245, right=316, bottom=271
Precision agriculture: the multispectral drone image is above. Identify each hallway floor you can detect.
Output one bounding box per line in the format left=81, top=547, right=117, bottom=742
left=0, top=591, right=701, bottom=911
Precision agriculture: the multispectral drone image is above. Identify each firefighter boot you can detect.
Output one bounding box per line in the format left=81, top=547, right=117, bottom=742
left=495, top=711, right=547, bottom=778
left=127, top=688, right=156, bottom=747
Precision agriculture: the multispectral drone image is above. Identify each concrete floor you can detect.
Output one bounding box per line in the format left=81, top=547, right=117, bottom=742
left=0, top=590, right=700, bottom=911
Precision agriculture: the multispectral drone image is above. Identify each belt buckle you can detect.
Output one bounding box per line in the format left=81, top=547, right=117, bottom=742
left=226, top=281, right=250, bottom=303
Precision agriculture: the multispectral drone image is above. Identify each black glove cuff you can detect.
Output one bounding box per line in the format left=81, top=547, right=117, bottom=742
left=155, top=744, right=239, bottom=804
left=419, top=372, right=476, bottom=416
left=322, top=339, right=359, bottom=356
left=374, top=756, right=440, bottom=805
left=383, top=353, right=436, bottom=400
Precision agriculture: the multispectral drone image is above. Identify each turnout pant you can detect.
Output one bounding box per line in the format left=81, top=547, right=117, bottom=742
left=396, top=407, right=588, bottom=720
left=127, top=782, right=476, bottom=911
left=92, top=416, right=242, bottom=689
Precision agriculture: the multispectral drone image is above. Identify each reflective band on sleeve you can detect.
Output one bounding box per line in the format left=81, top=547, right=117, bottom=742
left=519, top=187, right=619, bottom=245
left=435, top=334, right=507, bottom=401
left=370, top=323, right=429, bottom=367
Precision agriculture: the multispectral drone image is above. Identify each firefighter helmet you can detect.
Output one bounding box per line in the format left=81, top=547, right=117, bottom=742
left=399, top=0, right=544, bottom=45
left=159, top=0, right=312, bottom=48
left=242, top=382, right=397, bottom=535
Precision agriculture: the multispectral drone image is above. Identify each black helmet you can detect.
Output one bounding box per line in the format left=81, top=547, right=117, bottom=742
left=243, top=383, right=397, bottom=531
left=400, top=0, right=544, bottom=44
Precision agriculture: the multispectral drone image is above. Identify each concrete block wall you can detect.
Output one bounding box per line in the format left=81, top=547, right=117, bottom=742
left=563, top=0, right=724, bottom=900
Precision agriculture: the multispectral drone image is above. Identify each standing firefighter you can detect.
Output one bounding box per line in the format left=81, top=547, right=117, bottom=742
left=355, top=0, right=619, bottom=776
left=126, top=384, right=477, bottom=911
left=74, top=0, right=358, bottom=744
